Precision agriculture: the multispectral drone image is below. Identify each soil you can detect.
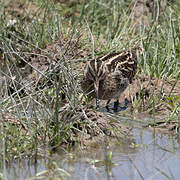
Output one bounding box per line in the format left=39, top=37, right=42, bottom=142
left=59, top=106, right=134, bottom=147
left=4, top=0, right=44, bottom=22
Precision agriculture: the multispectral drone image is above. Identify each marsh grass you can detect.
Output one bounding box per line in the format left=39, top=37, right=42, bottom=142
left=0, top=0, right=179, bottom=164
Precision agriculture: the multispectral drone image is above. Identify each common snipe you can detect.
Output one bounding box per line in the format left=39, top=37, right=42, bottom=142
left=81, top=46, right=142, bottom=110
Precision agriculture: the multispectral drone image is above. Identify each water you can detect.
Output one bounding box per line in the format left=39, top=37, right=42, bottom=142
left=2, top=129, right=180, bottom=180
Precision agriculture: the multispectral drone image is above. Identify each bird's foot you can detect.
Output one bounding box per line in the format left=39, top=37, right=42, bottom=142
left=105, top=99, right=130, bottom=112
left=113, top=100, right=119, bottom=112
left=105, top=105, right=110, bottom=112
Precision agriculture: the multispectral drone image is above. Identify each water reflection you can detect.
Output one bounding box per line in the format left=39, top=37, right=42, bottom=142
left=1, top=129, right=180, bottom=180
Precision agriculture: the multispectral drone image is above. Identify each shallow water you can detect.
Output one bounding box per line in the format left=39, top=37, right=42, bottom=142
left=1, top=127, right=180, bottom=180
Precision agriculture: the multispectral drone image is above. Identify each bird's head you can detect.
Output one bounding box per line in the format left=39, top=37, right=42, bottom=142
left=85, top=60, right=106, bottom=98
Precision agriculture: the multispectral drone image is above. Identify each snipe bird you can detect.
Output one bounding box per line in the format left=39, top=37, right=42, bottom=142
left=81, top=46, right=142, bottom=110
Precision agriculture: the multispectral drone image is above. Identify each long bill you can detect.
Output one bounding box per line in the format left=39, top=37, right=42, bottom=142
left=94, top=81, right=99, bottom=107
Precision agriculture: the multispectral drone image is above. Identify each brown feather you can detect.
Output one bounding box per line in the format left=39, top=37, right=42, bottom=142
left=81, top=46, right=142, bottom=104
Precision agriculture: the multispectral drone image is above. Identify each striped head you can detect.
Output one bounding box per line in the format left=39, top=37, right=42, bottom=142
left=84, top=60, right=106, bottom=98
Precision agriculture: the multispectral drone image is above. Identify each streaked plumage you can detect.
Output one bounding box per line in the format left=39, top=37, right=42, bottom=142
left=81, top=46, right=142, bottom=110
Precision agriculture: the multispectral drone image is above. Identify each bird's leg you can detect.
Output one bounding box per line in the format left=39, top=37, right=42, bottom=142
left=113, top=99, right=119, bottom=111
left=124, top=98, right=130, bottom=107
left=105, top=100, right=111, bottom=111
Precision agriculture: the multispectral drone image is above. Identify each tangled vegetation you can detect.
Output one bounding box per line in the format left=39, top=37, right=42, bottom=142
left=0, top=0, right=179, bottom=162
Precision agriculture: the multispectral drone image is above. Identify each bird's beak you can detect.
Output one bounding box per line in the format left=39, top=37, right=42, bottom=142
left=94, top=81, right=99, bottom=98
